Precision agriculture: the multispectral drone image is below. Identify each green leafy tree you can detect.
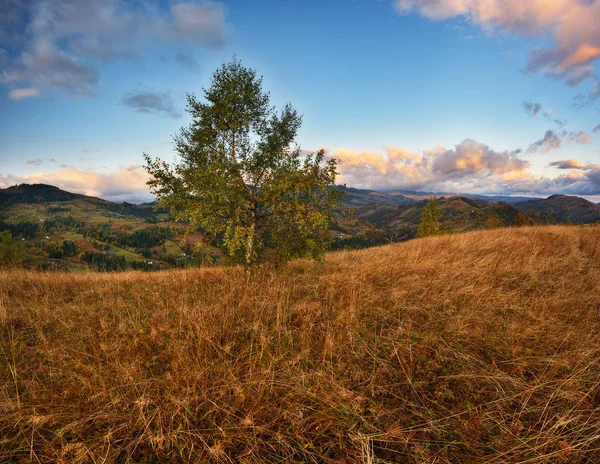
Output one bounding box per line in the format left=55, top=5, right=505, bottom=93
left=417, top=198, right=442, bottom=238
left=0, top=231, right=22, bottom=268
left=144, top=58, right=342, bottom=268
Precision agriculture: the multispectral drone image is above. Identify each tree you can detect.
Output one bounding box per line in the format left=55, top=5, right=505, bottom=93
left=0, top=231, right=22, bottom=268
left=485, top=214, right=504, bottom=230
left=515, top=211, right=529, bottom=227
left=417, top=198, right=442, bottom=238
left=144, top=58, right=342, bottom=269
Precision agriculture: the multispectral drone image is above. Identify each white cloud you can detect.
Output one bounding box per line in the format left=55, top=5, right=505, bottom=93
left=330, top=139, right=530, bottom=191
left=8, top=87, right=41, bottom=100
left=328, top=138, right=600, bottom=196
left=1, top=0, right=229, bottom=97
left=395, top=0, right=600, bottom=86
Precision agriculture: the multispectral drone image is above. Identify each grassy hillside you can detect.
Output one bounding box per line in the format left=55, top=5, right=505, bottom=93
left=514, top=195, right=600, bottom=225
left=0, top=184, right=217, bottom=270
left=2, top=226, right=600, bottom=462
left=347, top=196, right=546, bottom=242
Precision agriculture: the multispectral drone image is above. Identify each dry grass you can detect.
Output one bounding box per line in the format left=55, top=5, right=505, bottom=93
left=1, top=225, right=600, bottom=463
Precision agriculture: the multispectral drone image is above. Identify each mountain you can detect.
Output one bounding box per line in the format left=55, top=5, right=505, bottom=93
left=0, top=183, right=206, bottom=271
left=347, top=196, right=529, bottom=242
left=339, top=186, right=415, bottom=206
left=0, top=183, right=160, bottom=218
left=381, top=189, right=542, bottom=204
left=2, top=184, right=599, bottom=270
left=462, top=193, right=543, bottom=204
left=514, top=194, right=600, bottom=225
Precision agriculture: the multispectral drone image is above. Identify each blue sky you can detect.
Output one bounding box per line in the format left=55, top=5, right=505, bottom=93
left=1, top=0, right=599, bottom=201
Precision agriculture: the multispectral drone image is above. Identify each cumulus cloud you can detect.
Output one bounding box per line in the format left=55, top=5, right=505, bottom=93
left=592, top=124, right=600, bottom=134
left=8, top=87, right=41, bottom=100
left=1, top=0, right=229, bottom=98
left=25, top=158, right=44, bottom=165
left=325, top=137, right=600, bottom=197
left=330, top=139, right=530, bottom=191
left=122, top=91, right=181, bottom=118
left=395, top=0, right=600, bottom=87
left=522, top=100, right=541, bottom=117
left=0, top=165, right=152, bottom=202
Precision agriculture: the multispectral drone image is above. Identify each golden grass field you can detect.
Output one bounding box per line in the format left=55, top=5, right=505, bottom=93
left=1, top=226, right=600, bottom=463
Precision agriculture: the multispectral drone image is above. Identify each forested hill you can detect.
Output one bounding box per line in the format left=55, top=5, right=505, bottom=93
left=1, top=183, right=599, bottom=271
left=0, top=183, right=161, bottom=219
left=0, top=183, right=204, bottom=271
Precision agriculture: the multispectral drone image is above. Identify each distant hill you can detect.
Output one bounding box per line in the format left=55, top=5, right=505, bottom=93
left=339, top=187, right=415, bottom=206
left=0, top=183, right=160, bottom=218
left=2, top=184, right=599, bottom=269
left=382, top=189, right=541, bottom=204
left=348, top=196, right=534, bottom=241
left=0, top=183, right=208, bottom=271
left=514, top=194, right=600, bottom=225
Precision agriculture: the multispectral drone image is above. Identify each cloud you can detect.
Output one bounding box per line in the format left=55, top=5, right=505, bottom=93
left=8, top=87, right=41, bottom=100
left=592, top=124, right=600, bottom=133
left=527, top=130, right=563, bottom=153
left=570, top=131, right=592, bottom=145
left=522, top=100, right=541, bottom=117
left=1, top=0, right=229, bottom=97
left=549, top=159, right=587, bottom=170
left=395, top=0, right=600, bottom=86
left=25, top=158, right=44, bottom=165
left=527, top=129, right=591, bottom=153
left=325, top=137, right=600, bottom=197
left=175, top=53, right=198, bottom=69
left=122, top=90, right=181, bottom=118
left=330, top=139, right=530, bottom=191
left=0, top=165, right=152, bottom=202
left=169, top=3, right=227, bottom=46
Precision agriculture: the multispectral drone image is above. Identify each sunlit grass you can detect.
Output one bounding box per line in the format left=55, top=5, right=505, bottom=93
left=1, top=225, right=600, bottom=462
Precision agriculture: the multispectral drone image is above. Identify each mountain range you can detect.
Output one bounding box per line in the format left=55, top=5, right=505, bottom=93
left=1, top=183, right=600, bottom=270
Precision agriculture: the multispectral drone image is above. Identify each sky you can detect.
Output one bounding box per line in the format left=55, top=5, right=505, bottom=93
left=1, top=0, right=600, bottom=202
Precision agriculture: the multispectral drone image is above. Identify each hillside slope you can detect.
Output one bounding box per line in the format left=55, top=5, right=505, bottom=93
left=2, top=226, right=600, bottom=462
left=349, top=196, right=540, bottom=241
left=0, top=183, right=212, bottom=270
left=514, top=194, right=600, bottom=224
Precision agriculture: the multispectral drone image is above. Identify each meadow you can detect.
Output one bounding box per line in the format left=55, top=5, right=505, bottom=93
left=1, top=226, right=600, bottom=463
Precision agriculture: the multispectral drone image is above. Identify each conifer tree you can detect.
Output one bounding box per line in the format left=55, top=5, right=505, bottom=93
left=417, top=198, right=442, bottom=237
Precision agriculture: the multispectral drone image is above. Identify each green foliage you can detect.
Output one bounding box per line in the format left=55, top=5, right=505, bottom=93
left=145, top=58, right=342, bottom=268
left=0, top=220, right=38, bottom=238
left=417, top=198, right=442, bottom=238
left=44, top=240, right=77, bottom=259
left=0, top=230, right=22, bottom=267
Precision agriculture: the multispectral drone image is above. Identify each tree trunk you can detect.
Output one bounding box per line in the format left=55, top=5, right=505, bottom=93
left=245, top=220, right=255, bottom=269
left=245, top=200, right=257, bottom=270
